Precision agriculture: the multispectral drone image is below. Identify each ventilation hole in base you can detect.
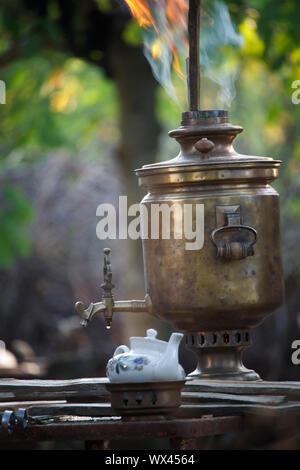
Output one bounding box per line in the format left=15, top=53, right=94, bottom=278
left=245, top=332, right=249, bottom=342
left=151, top=391, right=157, bottom=405
left=199, top=335, right=205, bottom=345
left=223, top=333, right=230, bottom=344
left=191, top=335, right=195, bottom=345
left=136, top=392, right=143, bottom=405
left=122, top=392, right=128, bottom=406
left=235, top=332, right=241, bottom=343
left=212, top=334, right=217, bottom=344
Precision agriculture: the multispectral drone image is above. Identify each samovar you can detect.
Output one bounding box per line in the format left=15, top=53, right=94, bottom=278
left=75, top=0, right=285, bottom=381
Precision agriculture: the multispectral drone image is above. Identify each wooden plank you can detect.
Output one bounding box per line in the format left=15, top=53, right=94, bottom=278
left=0, top=400, right=67, bottom=410
left=182, top=392, right=287, bottom=406
left=177, top=402, right=300, bottom=419
left=184, top=379, right=300, bottom=399
left=26, top=403, right=113, bottom=419
left=0, top=377, right=109, bottom=402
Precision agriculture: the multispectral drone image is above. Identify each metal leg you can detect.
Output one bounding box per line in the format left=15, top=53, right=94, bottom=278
left=170, top=438, right=198, bottom=450
left=85, top=440, right=110, bottom=450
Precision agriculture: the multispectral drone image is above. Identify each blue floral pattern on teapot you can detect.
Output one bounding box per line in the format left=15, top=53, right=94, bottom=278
left=107, top=354, right=149, bottom=376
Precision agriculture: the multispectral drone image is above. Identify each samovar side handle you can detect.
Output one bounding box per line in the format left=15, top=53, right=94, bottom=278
left=211, top=224, right=258, bottom=260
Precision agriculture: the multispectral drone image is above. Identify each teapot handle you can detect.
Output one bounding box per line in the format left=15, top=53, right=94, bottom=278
left=113, top=345, right=130, bottom=357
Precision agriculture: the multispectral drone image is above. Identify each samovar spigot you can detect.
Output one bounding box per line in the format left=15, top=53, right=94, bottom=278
left=100, top=247, right=115, bottom=329
left=75, top=248, right=152, bottom=329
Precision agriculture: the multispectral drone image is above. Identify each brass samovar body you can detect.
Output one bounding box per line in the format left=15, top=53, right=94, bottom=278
left=135, top=110, right=284, bottom=380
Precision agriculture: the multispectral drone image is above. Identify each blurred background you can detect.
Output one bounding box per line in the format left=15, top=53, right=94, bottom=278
left=0, top=0, right=299, bottom=396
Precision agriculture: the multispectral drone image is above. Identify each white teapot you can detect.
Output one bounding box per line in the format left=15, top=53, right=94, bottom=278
left=106, top=329, right=186, bottom=383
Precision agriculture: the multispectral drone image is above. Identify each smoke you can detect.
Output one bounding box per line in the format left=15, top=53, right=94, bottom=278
left=143, top=29, right=181, bottom=105
left=200, top=1, right=244, bottom=108
left=132, top=0, right=244, bottom=109
left=141, top=0, right=188, bottom=105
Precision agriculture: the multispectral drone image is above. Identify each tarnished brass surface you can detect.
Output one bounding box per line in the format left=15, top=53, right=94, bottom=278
left=185, top=330, right=260, bottom=381
left=135, top=110, right=285, bottom=380
left=138, top=188, right=282, bottom=332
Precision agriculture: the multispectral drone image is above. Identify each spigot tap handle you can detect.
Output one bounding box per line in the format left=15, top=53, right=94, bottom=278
left=75, top=248, right=114, bottom=327
left=101, top=248, right=114, bottom=297
left=75, top=247, right=151, bottom=328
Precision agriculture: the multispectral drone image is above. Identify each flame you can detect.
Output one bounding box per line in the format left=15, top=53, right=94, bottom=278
left=151, top=39, right=163, bottom=60
left=124, top=0, right=188, bottom=77
left=165, top=0, right=188, bottom=29
left=124, top=0, right=157, bottom=29
left=170, top=44, right=185, bottom=78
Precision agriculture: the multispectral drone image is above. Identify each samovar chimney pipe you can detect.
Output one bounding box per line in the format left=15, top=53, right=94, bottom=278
left=187, top=0, right=201, bottom=111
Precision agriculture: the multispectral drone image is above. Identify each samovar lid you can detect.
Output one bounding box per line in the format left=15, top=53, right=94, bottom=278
left=135, top=110, right=281, bottom=188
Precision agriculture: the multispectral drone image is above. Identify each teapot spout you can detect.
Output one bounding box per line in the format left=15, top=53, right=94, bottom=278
left=156, top=332, right=184, bottom=381
left=168, top=332, right=184, bottom=351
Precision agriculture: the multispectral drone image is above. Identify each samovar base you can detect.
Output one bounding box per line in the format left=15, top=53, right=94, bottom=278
left=185, top=330, right=261, bottom=382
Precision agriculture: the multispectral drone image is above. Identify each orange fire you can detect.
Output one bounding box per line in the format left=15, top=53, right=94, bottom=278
left=125, top=0, right=157, bottom=29
left=151, top=39, right=163, bottom=60
left=124, top=0, right=188, bottom=77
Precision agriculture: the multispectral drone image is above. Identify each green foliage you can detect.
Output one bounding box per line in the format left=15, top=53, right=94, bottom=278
left=122, top=19, right=142, bottom=46
left=0, top=185, right=34, bottom=268
left=0, top=56, right=118, bottom=164
left=94, top=0, right=112, bottom=13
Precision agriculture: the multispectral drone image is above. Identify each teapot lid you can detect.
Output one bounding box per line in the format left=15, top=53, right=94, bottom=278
left=145, top=329, right=165, bottom=343
left=129, top=329, right=167, bottom=354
